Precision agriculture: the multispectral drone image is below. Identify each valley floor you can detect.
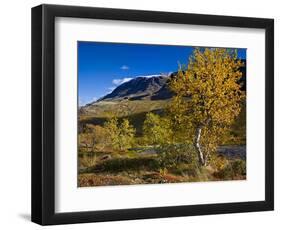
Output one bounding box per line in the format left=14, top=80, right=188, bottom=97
left=78, top=145, right=246, bottom=187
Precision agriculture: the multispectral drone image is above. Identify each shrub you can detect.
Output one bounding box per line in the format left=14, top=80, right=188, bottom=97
left=143, top=113, right=173, bottom=145
left=79, top=153, right=97, bottom=168
left=82, top=156, right=159, bottom=173
left=209, top=154, right=228, bottom=171
left=214, top=159, right=246, bottom=179
left=231, top=159, right=246, bottom=176
left=156, top=143, right=197, bottom=169
left=104, top=117, right=136, bottom=151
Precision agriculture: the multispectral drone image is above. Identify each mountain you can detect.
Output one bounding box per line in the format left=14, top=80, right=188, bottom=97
left=98, top=75, right=174, bottom=102
left=85, top=59, right=246, bottom=105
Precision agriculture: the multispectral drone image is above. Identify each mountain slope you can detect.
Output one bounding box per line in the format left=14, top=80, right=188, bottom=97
left=84, top=59, right=246, bottom=107
left=99, top=75, right=174, bottom=102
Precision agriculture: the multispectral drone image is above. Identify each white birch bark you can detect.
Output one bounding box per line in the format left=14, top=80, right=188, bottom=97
left=194, top=126, right=205, bottom=166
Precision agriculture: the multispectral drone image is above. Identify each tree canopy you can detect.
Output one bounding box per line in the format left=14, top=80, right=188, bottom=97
left=169, top=48, right=245, bottom=166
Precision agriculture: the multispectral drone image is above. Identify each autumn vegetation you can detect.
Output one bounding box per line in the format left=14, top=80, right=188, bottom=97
left=78, top=48, right=246, bottom=187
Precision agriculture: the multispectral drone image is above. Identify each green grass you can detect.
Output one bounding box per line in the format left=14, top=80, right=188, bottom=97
left=81, top=99, right=169, bottom=118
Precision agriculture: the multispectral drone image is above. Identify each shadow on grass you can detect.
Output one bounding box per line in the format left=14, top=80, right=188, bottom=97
left=80, top=156, right=159, bottom=174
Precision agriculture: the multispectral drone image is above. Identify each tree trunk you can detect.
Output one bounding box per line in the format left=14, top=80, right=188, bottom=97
left=194, top=126, right=206, bottom=166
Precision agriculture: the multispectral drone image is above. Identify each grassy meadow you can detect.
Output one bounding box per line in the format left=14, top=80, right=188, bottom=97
left=78, top=99, right=246, bottom=187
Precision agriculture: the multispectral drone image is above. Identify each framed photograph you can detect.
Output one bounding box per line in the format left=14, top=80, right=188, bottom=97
left=31, top=4, right=274, bottom=225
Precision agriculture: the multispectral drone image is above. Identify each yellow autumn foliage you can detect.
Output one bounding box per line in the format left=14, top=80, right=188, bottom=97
left=169, top=48, right=245, bottom=166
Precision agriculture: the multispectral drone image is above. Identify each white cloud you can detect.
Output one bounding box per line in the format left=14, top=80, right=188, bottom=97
left=120, top=65, right=129, bottom=70
left=130, top=73, right=169, bottom=78
left=139, top=74, right=162, bottom=78
left=91, top=97, right=98, bottom=102
left=107, top=86, right=116, bottom=93
left=108, top=86, right=116, bottom=91
left=112, top=77, right=132, bottom=85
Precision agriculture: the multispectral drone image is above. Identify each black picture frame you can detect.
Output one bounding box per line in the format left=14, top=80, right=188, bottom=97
left=31, top=4, right=274, bottom=225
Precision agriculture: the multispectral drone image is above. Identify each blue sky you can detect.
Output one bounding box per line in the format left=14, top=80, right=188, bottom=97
left=78, top=41, right=246, bottom=106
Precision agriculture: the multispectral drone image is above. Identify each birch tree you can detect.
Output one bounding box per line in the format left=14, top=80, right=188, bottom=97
left=104, top=117, right=135, bottom=151
left=143, top=113, right=173, bottom=145
left=169, top=48, right=245, bottom=166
